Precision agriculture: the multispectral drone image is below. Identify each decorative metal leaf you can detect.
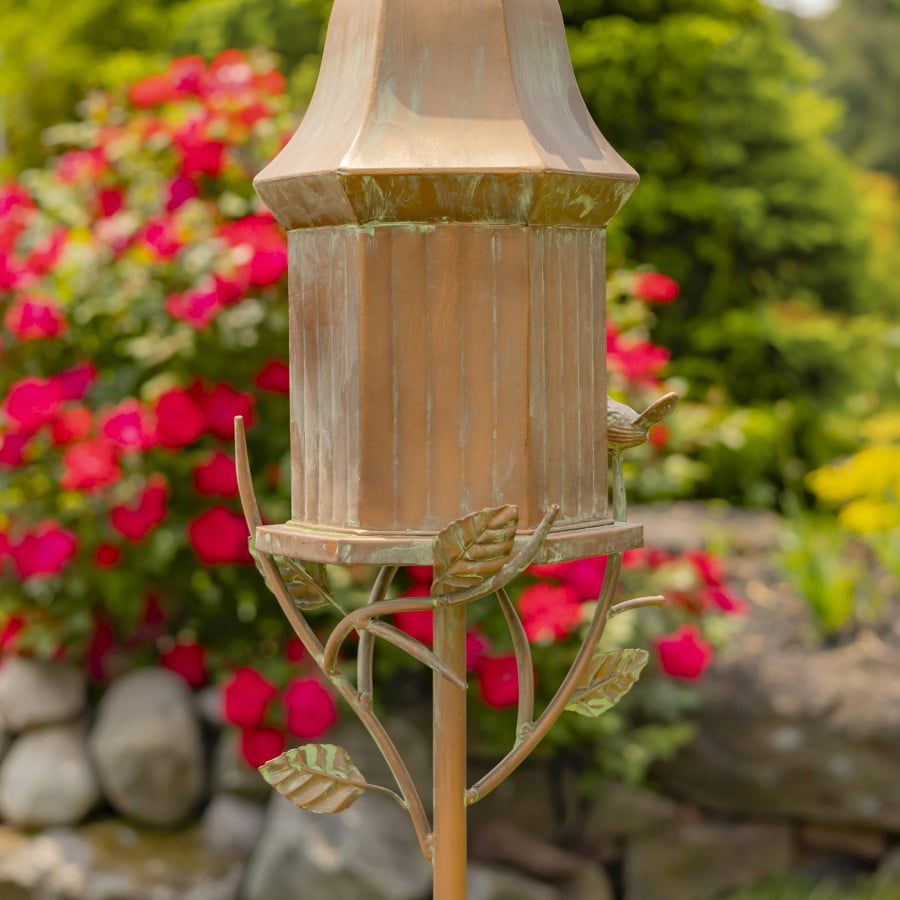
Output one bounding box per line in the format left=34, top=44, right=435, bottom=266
left=566, top=648, right=649, bottom=718
left=432, top=505, right=518, bottom=595
left=276, top=557, right=332, bottom=611
left=249, top=539, right=331, bottom=611
left=260, top=744, right=371, bottom=814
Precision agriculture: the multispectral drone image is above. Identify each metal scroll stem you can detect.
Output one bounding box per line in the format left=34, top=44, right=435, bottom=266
left=432, top=601, right=468, bottom=899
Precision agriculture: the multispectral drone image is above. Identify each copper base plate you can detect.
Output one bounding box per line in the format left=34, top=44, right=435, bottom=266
left=254, top=520, right=643, bottom=566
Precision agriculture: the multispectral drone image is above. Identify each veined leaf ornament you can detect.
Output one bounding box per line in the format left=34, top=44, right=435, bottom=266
left=431, top=506, right=519, bottom=596
left=260, top=744, right=372, bottom=814
left=566, top=648, right=649, bottom=718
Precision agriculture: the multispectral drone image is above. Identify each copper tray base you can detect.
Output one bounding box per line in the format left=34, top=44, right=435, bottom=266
left=254, top=519, right=643, bottom=566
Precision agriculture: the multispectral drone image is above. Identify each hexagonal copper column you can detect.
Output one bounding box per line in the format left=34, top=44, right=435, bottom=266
left=253, top=0, right=642, bottom=565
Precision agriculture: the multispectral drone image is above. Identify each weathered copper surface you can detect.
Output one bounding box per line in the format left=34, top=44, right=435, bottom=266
left=253, top=0, right=641, bottom=562
left=254, top=0, right=638, bottom=229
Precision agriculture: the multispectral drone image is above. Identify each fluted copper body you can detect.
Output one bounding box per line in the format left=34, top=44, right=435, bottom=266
left=253, top=0, right=642, bottom=564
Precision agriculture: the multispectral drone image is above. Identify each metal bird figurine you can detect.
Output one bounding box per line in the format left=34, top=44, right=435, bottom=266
left=607, top=392, right=679, bottom=452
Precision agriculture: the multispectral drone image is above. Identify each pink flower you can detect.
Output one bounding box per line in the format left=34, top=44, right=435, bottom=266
left=518, top=582, right=582, bottom=643
left=60, top=439, right=121, bottom=492
left=110, top=477, right=168, bottom=542
left=193, top=451, right=238, bottom=497
left=154, top=387, right=206, bottom=448
left=55, top=149, right=106, bottom=185
left=254, top=360, right=290, bottom=394
left=703, top=586, right=747, bottom=615
left=167, top=56, right=206, bottom=95
left=286, top=636, right=306, bottom=663
left=284, top=677, right=339, bottom=738
left=161, top=641, right=208, bottom=689
left=608, top=338, right=670, bottom=386
left=188, top=506, right=252, bottom=564
left=248, top=246, right=287, bottom=287
left=11, top=522, right=77, bottom=579
left=100, top=400, right=157, bottom=452
left=4, top=376, right=63, bottom=430
left=0, top=430, right=31, bottom=467
left=97, top=188, right=124, bottom=218
left=165, top=288, right=221, bottom=328
left=55, top=362, right=97, bottom=400
left=477, top=655, right=520, bottom=708
left=654, top=625, right=713, bottom=680
left=165, top=174, right=198, bottom=213
left=174, top=122, right=226, bottom=177
left=633, top=272, right=680, bottom=303
left=223, top=667, right=278, bottom=728
left=141, top=218, right=182, bottom=259
left=240, top=727, right=285, bottom=769
left=24, top=228, right=67, bottom=279
left=5, top=294, right=67, bottom=340
left=406, top=566, right=433, bottom=587
left=532, top=557, right=607, bottom=601
left=685, top=551, right=724, bottom=587
left=199, top=383, right=254, bottom=440
left=50, top=407, right=93, bottom=446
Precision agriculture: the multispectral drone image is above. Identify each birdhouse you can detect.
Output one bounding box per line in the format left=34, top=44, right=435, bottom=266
left=252, top=0, right=644, bottom=565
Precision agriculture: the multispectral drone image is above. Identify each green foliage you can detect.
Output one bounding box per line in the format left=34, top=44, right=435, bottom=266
left=724, top=875, right=896, bottom=900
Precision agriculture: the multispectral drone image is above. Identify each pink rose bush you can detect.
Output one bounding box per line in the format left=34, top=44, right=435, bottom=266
left=0, top=51, right=299, bottom=681
left=0, top=54, right=740, bottom=774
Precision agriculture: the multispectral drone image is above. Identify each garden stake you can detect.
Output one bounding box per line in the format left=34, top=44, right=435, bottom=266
left=230, top=1, right=679, bottom=895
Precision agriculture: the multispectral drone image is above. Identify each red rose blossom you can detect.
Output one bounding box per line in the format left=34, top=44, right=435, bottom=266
left=61, top=439, right=121, bottom=492
left=188, top=506, right=252, bottom=564
left=254, top=360, right=290, bottom=394
left=466, top=631, right=490, bottom=671
left=223, top=666, right=278, bottom=728
left=154, top=387, right=206, bottom=448
left=0, top=430, right=31, bottom=467
left=100, top=400, right=157, bottom=452
left=161, top=641, right=208, bottom=689
left=94, top=543, right=122, bottom=568
left=633, top=272, right=680, bottom=303
left=477, top=654, right=520, bottom=708
left=165, top=288, right=222, bottom=328
left=55, top=362, right=97, bottom=401
left=5, top=376, right=63, bottom=430
left=11, top=522, right=77, bottom=579
left=199, top=383, right=254, bottom=440
left=518, top=582, right=582, bottom=643
left=128, top=74, right=180, bottom=108
left=110, top=477, right=168, bottom=542
left=193, top=451, right=238, bottom=496
left=654, top=625, right=713, bottom=680
left=240, top=727, right=285, bottom=769
left=284, top=677, right=339, bottom=739
left=60, top=439, right=121, bottom=492
left=50, top=407, right=93, bottom=446
left=286, top=636, right=307, bottom=663
left=5, top=294, right=67, bottom=340
left=165, top=174, right=198, bottom=213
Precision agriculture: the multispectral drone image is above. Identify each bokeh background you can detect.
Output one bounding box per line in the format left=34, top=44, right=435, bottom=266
left=0, top=2, right=898, bottom=898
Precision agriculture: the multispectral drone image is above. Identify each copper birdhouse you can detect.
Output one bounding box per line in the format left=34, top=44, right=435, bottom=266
left=251, top=0, right=643, bottom=566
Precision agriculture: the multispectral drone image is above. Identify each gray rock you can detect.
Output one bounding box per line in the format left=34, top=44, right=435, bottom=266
left=212, top=733, right=271, bottom=802
left=0, top=723, right=100, bottom=828
left=0, top=822, right=242, bottom=900
left=657, top=641, right=900, bottom=831
left=195, top=686, right=224, bottom=728
left=565, top=863, right=615, bottom=900
left=90, top=668, right=205, bottom=827
left=0, top=657, right=86, bottom=731
left=624, top=822, right=793, bottom=900
left=241, top=792, right=432, bottom=900
left=202, top=794, right=266, bottom=858
left=467, top=863, right=559, bottom=900
left=580, top=780, right=678, bottom=842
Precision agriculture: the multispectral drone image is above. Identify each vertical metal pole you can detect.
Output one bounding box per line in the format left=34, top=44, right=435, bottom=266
left=432, top=603, right=468, bottom=898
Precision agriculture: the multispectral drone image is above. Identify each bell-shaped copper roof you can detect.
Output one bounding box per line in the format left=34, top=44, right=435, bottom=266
left=254, top=0, right=638, bottom=229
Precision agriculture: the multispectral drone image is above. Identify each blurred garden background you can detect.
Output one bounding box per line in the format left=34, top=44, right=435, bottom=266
left=0, top=0, right=899, bottom=898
